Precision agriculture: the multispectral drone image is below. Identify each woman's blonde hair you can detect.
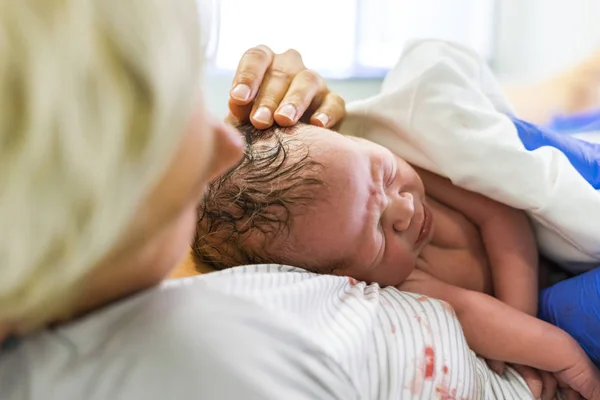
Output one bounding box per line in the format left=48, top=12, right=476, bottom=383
left=0, top=0, right=202, bottom=331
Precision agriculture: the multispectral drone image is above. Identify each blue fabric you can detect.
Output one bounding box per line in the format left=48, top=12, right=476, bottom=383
left=511, top=117, right=600, bottom=189
left=539, top=267, right=600, bottom=366
left=548, top=109, right=600, bottom=133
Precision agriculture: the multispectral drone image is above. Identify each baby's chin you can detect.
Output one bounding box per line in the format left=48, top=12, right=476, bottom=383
left=351, top=262, right=417, bottom=288
left=391, top=260, right=419, bottom=287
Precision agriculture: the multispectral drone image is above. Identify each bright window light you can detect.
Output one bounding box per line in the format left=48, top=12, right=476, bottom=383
left=202, top=0, right=495, bottom=78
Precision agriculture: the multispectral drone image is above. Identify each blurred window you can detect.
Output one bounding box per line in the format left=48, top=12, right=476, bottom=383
left=202, top=0, right=495, bottom=78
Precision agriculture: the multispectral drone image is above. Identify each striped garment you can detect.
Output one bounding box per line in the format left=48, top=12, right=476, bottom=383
left=187, top=264, right=538, bottom=400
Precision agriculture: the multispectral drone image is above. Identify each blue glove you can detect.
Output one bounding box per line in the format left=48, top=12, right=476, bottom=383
left=511, top=117, right=600, bottom=364
left=511, top=117, right=600, bottom=189
left=538, top=267, right=600, bottom=366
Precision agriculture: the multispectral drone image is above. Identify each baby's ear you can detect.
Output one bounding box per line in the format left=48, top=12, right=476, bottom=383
left=194, top=260, right=217, bottom=274
left=169, top=252, right=214, bottom=278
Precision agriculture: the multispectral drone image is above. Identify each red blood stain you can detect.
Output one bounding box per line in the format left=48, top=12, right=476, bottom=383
left=418, top=296, right=429, bottom=302
left=391, top=324, right=396, bottom=334
left=424, top=346, right=435, bottom=379
left=443, top=365, right=449, bottom=374
left=347, top=277, right=359, bottom=286
left=436, top=385, right=458, bottom=400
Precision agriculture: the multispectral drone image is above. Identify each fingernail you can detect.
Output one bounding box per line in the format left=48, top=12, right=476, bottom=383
left=231, top=84, right=251, bottom=102
left=276, top=104, right=297, bottom=121
left=253, top=107, right=272, bottom=124
left=314, top=113, right=330, bottom=127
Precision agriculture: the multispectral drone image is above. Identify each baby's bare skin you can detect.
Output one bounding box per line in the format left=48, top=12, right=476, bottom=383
left=196, top=125, right=600, bottom=397
left=410, top=167, right=539, bottom=317
left=394, top=167, right=599, bottom=395
left=416, top=195, right=493, bottom=295
left=294, top=128, right=600, bottom=396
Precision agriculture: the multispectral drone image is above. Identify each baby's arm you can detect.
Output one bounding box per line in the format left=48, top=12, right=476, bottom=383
left=399, top=270, right=586, bottom=373
left=416, top=168, right=538, bottom=316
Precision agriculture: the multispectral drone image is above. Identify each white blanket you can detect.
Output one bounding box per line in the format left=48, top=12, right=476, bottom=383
left=340, top=39, right=600, bottom=273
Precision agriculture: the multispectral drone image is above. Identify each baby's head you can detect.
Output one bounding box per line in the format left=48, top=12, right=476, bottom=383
left=194, top=123, right=431, bottom=286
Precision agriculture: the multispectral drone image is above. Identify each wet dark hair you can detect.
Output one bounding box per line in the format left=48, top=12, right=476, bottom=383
left=193, top=123, right=326, bottom=271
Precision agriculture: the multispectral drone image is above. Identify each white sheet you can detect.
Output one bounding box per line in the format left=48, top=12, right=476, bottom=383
left=574, top=131, right=600, bottom=144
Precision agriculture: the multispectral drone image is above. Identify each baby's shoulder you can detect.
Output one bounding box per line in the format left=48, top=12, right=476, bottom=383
left=426, top=197, right=480, bottom=248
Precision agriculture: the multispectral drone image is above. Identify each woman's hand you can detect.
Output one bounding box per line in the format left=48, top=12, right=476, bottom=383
left=228, top=45, right=345, bottom=129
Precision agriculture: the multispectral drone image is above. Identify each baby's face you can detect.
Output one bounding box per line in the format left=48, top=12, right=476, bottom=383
left=286, top=127, right=433, bottom=286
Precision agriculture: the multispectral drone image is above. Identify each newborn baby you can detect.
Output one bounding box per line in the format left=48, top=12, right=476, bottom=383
left=195, top=123, right=600, bottom=392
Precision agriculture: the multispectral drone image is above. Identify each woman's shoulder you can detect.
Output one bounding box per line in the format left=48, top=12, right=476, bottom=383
left=0, top=275, right=357, bottom=399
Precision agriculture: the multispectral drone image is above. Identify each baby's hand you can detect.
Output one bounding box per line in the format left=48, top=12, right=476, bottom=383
left=553, top=350, right=600, bottom=399
left=511, top=364, right=557, bottom=400
left=488, top=360, right=558, bottom=400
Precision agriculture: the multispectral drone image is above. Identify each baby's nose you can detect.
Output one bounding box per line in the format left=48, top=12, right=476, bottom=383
left=392, top=192, right=415, bottom=233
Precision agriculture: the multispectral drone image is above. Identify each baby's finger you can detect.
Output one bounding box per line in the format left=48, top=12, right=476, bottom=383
left=486, top=359, right=506, bottom=375
left=230, top=45, right=275, bottom=105
left=273, top=69, right=325, bottom=127
left=556, top=376, right=582, bottom=400
left=309, top=92, right=346, bottom=129
left=560, top=387, right=581, bottom=400
left=513, top=364, right=543, bottom=399
left=540, top=371, right=558, bottom=400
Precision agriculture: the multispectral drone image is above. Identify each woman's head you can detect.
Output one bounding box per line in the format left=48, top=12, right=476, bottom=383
left=195, top=124, right=431, bottom=287
left=0, top=0, right=243, bottom=334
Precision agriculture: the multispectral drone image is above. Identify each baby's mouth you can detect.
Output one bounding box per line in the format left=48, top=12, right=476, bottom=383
left=416, top=204, right=432, bottom=246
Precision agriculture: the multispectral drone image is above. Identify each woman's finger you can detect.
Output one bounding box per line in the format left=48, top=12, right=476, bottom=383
left=247, top=49, right=307, bottom=128
left=228, top=99, right=253, bottom=125
left=228, top=46, right=346, bottom=130
left=273, top=48, right=305, bottom=74
left=273, top=69, right=325, bottom=127
left=229, top=45, right=275, bottom=105
left=309, top=92, right=346, bottom=129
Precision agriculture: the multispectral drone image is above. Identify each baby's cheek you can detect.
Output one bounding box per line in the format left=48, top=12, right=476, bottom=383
left=380, top=249, right=417, bottom=286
